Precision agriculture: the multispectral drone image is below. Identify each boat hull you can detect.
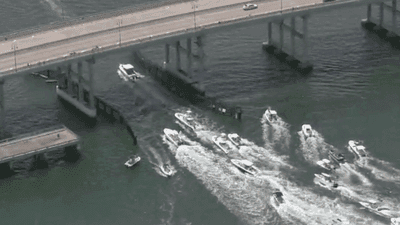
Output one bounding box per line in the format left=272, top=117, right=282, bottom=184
left=125, top=157, right=141, bottom=167
left=231, top=159, right=257, bottom=175
left=227, top=134, right=240, bottom=146
left=174, top=113, right=196, bottom=132
left=212, top=136, right=229, bottom=154
left=164, top=128, right=181, bottom=147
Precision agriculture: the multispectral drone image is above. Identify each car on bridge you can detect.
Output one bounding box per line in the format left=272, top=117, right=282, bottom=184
left=243, top=3, right=258, bottom=10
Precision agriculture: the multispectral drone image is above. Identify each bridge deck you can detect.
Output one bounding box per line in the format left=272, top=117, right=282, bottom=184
left=0, top=126, right=80, bottom=163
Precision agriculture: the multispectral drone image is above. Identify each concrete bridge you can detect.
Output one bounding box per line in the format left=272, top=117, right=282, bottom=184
left=0, top=0, right=398, bottom=130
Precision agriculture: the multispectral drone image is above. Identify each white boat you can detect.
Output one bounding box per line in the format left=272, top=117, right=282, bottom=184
left=231, top=159, right=258, bottom=175
left=272, top=191, right=285, bottom=205
left=359, top=200, right=393, bottom=218
left=174, top=111, right=199, bottom=132
left=302, top=124, right=313, bottom=138
left=317, top=159, right=335, bottom=171
left=227, top=133, right=242, bottom=146
left=348, top=140, right=368, bottom=158
left=392, top=217, right=400, bottom=225
left=212, top=133, right=235, bottom=154
left=328, top=149, right=346, bottom=164
left=164, top=128, right=183, bottom=147
left=125, top=155, right=141, bottom=167
left=160, top=164, right=173, bottom=177
left=263, top=107, right=277, bottom=124
left=314, top=173, right=339, bottom=189
left=118, top=64, right=144, bottom=82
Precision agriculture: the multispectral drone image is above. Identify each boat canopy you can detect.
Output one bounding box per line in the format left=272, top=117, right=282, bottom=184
left=270, top=110, right=277, bottom=115
left=231, top=133, right=239, bottom=138
left=242, top=160, right=253, bottom=166
left=274, top=191, right=283, bottom=197
left=356, top=146, right=366, bottom=150
left=121, top=64, right=134, bottom=69
left=322, top=159, right=330, bottom=163
left=322, top=173, right=331, bottom=177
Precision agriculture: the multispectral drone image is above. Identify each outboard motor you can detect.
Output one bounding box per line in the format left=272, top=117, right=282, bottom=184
left=333, top=183, right=339, bottom=188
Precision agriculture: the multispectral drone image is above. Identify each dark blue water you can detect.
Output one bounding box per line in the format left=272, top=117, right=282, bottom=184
left=0, top=1, right=399, bottom=224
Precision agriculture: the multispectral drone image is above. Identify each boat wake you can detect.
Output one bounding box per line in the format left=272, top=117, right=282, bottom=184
left=297, top=130, right=329, bottom=165
left=354, top=157, right=400, bottom=185
left=261, top=117, right=291, bottom=154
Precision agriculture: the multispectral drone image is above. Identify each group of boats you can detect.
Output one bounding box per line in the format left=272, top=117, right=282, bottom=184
left=124, top=154, right=173, bottom=177
left=117, top=63, right=145, bottom=82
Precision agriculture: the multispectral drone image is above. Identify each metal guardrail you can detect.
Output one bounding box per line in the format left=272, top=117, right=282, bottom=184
left=0, top=124, right=67, bottom=145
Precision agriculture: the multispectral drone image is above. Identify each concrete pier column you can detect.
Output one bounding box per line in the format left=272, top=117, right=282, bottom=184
left=367, top=4, right=372, bottom=22
left=165, top=44, right=170, bottom=64
left=291, top=17, right=296, bottom=56
left=0, top=78, right=5, bottom=131
left=77, top=62, right=83, bottom=102
left=268, top=22, right=272, bottom=44
left=279, top=20, right=284, bottom=50
left=67, top=64, right=73, bottom=95
left=87, top=58, right=95, bottom=109
left=176, top=41, right=181, bottom=71
left=196, top=36, right=205, bottom=70
left=380, top=2, right=384, bottom=26
left=187, top=38, right=192, bottom=77
left=393, top=0, right=397, bottom=32
left=302, top=15, right=309, bottom=62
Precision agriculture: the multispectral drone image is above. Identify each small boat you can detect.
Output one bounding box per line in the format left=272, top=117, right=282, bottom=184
left=359, top=200, right=393, bottom=218
left=348, top=140, right=368, bottom=158
left=317, top=159, right=335, bottom=171
left=125, top=155, right=141, bottom=167
left=231, top=159, right=258, bottom=175
left=160, top=164, right=173, bottom=177
left=328, top=149, right=346, bottom=164
left=263, top=107, right=278, bottom=124
left=46, top=79, right=58, bottom=83
left=212, top=133, right=235, bottom=154
left=118, top=64, right=143, bottom=82
left=314, top=173, right=339, bottom=189
left=392, top=217, right=400, bottom=225
left=302, top=124, right=313, bottom=138
left=164, top=128, right=183, bottom=147
left=227, top=133, right=242, bottom=146
left=174, top=111, right=199, bottom=132
left=272, top=190, right=285, bottom=205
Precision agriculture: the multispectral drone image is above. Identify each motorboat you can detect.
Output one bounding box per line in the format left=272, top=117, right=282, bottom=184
left=212, top=133, right=235, bottom=154
left=160, top=164, right=173, bottom=177
left=328, top=149, right=346, bottom=164
left=231, top=159, right=258, bottom=175
left=314, top=173, right=339, bottom=189
left=317, top=159, right=335, bottom=171
left=227, top=133, right=242, bottom=146
left=272, top=191, right=285, bottom=205
left=243, top=3, right=258, bottom=10
left=125, top=155, right=141, bottom=167
left=118, top=64, right=144, bottom=82
left=348, top=140, right=368, bottom=158
left=392, top=217, right=400, bottom=225
left=164, top=128, right=183, bottom=147
left=263, top=107, right=277, bottom=124
left=302, top=124, right=313, bottom=138
left=359, top=200, right=393, bottom=218
left=174, top=111, right=199, bottom=132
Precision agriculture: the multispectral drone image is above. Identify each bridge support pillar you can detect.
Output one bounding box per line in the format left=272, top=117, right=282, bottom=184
left=0, top=78, right=4, bottom=133
left=86, top=58, right=95, bottom=110
left=187, top=38, right=192, bottom=77
left=379, top=2, right=384, bottom=26
left=367, top=4, right=372, bottom=22
left=77, top=61, right=83, bottom=103
left=165, top=43, right=170, bottom=65
left=176, top=41, right=181, bottom=71
left=67, top=64, right=73, bottom=95
left=263, top=15, right=313, bottom=74
left=392, top=0, right=397, bottom=33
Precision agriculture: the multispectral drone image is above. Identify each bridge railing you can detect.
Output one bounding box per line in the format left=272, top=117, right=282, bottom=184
left=0, top=124, right=67, bottom=145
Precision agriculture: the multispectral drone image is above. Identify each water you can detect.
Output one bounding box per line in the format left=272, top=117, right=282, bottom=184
left=1, top=1, right=400, bottom=224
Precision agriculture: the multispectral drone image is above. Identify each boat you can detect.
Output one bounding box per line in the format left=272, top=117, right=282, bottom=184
left=118, top=64, right=144, bottom=82
left=125, top=155, right=141, bottom=167
left=174, top=111, right=199, bottom=132
left=46, top=79, right=58, bottom=83
left=392, top=217, right=400, bottom=225
left=160, top=164, right=173, bottom=177
left=302, top=124, right=313, bottom=138
left=328, top=149, right=346, bottom=164
left=212, top=133, right=235, bottom=154
left=164, top=128, right=183, bottom=147
left=348, top=140, right=368, bottom=158
left=317, top=159, right=335, bottom=171
left=272, top=190, right=285, bottom=205
left=231, top=159, right=258, bottom=175
left=359, top=200, right=393, bottom=218
left=314, top=173, right=339, bottom=189
left=263, top=107, right=278, bottom=123
left=227, top=133, right=242, bottom=146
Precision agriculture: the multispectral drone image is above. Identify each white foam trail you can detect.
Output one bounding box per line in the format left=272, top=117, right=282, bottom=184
left=43, top=0, right=65, bottom=18
left=355, top=157, right=400, bottom=184
left=261, top=116, right=291, bottom=152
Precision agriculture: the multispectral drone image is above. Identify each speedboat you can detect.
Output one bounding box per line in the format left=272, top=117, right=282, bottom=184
left=174, top=111, right=199, bottom=132
left=125, top=155, right=141, bottom=167
left=328, top=149, right=346, bottom=164
left=317, top=159, right=335, bottom=171
left=263, top=107, right=277, bottom=124
left=302, top=124, right=313, bottom=138
left=231, top=159, right=258, bottom=175
left=348, top=140, right=368, bottom=158
left=164, top=128, right=183, bottom=147
left=272, top=191, right=285, bottom=205
left=160, top=164, right=173, bottom=177
left=212, top=133, right=235, bottom=154
left=227, top=133, right=242, bottom=146
left=359, top=200, right=393, bottom=218
left=118, top=64, right=143, bottom=82
left=392, top=217, right=400, bottom=225
left=314, top=173, right=339, bottom=189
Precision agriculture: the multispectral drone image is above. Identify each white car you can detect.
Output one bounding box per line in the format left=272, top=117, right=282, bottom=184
left=243, top=3, right=258, bottom=10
